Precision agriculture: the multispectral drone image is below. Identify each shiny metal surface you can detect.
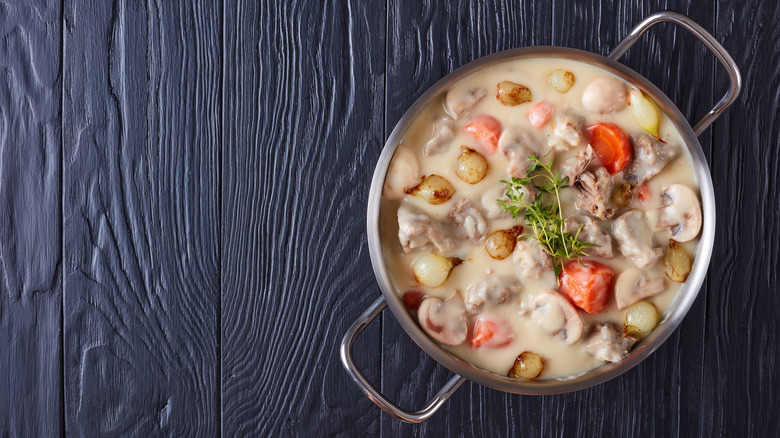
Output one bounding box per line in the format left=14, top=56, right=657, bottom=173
left=340, top=296, right=467, bottom=423
left=608, top=11, right=742, bottom=136
left=341, top=11, right=741, bottom=419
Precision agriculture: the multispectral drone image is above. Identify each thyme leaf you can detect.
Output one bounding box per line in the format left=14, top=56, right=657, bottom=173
left=498, top=154, right=596, bottom=277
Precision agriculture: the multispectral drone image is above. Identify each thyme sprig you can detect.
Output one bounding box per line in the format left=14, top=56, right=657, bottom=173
left=498, top=154, right=596, bottom=277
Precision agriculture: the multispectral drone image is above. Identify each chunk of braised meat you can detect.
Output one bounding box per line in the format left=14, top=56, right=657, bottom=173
left=611, top=209, right=663, bottom=269
left=513, top=239, right=553, bottom=279
left=444, top=87, right=487, bottom=119
left=448, top=198, right=489, bottom=243
left=564, top=214, right=614, bottom=258
left=423, top=117, right=455, bottom=156
left=498, top=126, right=547, bottom=179
left=463, top=276, right=522, bottom=314
left=585, top=323, right=636, bottom=362
left=625, top=134, right=678, bottom=186
left=548, top=110, right=584, bottom=150
left=397, top=204, right=454, bottom=253
left=574, top=167, right=615, bottom=220
left=559, top=144, right=595, bottom=186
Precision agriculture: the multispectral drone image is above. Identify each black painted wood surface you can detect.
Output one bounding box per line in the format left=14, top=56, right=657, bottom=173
left=0, top=0, right=778, bottom=436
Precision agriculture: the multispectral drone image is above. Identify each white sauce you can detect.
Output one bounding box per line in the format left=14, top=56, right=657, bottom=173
left=379, top=57, right=701, bottom=380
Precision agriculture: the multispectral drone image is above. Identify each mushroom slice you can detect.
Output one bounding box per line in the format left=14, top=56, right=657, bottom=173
left=612, top=209, right=663, bottom=269
left=464, top=276, right=522, bottom=314
left=383, top=146, right=421, bottom=200
left=655, top=184, right=702, bottom=242
left=582, top=77, right=628, bottom=114
left=530, top=291, right=584, bottom=345
left=444, top=87, right=487, bottom=119
left=417, top=293, right=468, bottom=346
left=614, top=268, right=666, bottom=309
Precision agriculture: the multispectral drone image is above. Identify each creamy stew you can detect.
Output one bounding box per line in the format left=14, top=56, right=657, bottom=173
left=379, top=57, right=702, bottom=380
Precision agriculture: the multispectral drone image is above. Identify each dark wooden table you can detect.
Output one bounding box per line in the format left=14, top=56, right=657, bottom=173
left=1, top=0, right=777, bottom=436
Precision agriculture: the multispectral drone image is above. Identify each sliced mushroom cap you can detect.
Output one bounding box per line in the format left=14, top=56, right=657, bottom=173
left=614, top=268, right=666, bottom=309
left=417, top=293, right=468, bottom=346
left=655, top=184, right=702, bottom=242
left=383, top=146, right=421, bottom=200
left=445, top=87, right=487, bottom=119
left=582, top=77, right=628, bottom=114
left=530, top=291, right=584, bottom=345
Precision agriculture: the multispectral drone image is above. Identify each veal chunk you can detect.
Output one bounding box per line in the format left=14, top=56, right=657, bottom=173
left=559, top=146, right=614, bottom=219
left=498, top=126, right=547, bottom=179
left=625, top=134, right=678, bottom=186
left=585, top=323, right=636, bottom=362
left=574, top=167, right=615, bottom=220
left=397, top=204, right=454, bottom=253
left=560, top=144, right=595, bottom=186
left=463, top=276, right=522, bottom=314
left=564, top=214, right=614, bottom=258
left=448, top=198, right=489, bottom=243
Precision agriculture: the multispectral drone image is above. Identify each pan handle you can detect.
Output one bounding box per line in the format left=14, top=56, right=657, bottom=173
left=608, top=11, right=742, bottom=136
left=340, top=296, right=466, bottom=423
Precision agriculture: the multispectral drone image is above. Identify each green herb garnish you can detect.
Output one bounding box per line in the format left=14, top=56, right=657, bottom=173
left=498, top=154, right=596, bottom=278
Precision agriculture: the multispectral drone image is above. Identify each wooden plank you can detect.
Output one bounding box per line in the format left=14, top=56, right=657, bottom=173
left=0, top=1, right=63, bottom=436
left=382, top=1, right=551, bottom=436
left=545, top=1, right=716, bottom=436
left=220, top=0, right=386, bottom=435
left=705, top=1, right=780, bottom=435
left=62, top=1, right=220, bottom=435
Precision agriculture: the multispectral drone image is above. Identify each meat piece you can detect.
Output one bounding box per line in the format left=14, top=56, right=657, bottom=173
left=463, top=276, right=522, bottom=314
left=548, top=110, right=584, bottom=150
left=423, top=117, right=455, bottom=156
left=585, top=323, right=636, bottom=362
left=397, top=204, right=454, bottom=254
left=448, top=198, right=489, bottom=243
left=498, top=126, right=548, bottom=179
left=513, top=239, right=553, bottom=279
left=625, top=134, right=678, bottom=186
left=444, top=87, right=487, bottom=119
left=574, top=167, right=615, bottom=220
left=564, top=214, right=614, bottom=258
left=559, top=145, right=596, bottom=186
left=611, top=209, right=663, bottom=269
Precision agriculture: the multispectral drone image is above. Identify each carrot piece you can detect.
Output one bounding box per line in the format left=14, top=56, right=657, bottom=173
left=464, top=115, right=502, bottom=155
left=585, top=122, right=632, bottom=174
left=470, top=317, right=513, bottom=348
left=528, top=101, right=555, bottom=129
left=558, top=260, right=615, bottom=314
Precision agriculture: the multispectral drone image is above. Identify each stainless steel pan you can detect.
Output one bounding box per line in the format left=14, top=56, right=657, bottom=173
left=341, top=11, right=741, bottom=423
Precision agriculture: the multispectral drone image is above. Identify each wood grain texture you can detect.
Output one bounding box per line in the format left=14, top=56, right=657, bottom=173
left=0, top=1, right=63, bottom=436
left=220, top=0, right=386, bottom=435
left=382, top=1, right=551, bottom=436
left=62, top=0, right=220, bottom=435
left=705, top=0, right=780, bottom=435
